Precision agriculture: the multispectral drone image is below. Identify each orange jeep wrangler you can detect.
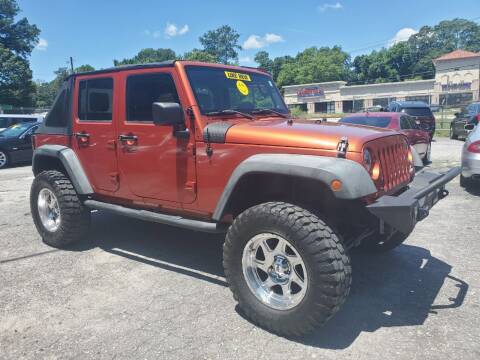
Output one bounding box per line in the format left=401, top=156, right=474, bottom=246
left=31, top=61, right=460, bottom=337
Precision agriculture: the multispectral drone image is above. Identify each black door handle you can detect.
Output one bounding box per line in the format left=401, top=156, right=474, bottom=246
left=75, top=132, right=90, bottom=138
left=118, top=134, right=138, bottom=145
left=75, top=132, right=90, bottom=145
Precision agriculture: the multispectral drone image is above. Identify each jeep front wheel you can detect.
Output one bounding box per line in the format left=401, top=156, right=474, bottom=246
left=30, top=170, right=91, bottom=248
left=223, top=202, right=351, bottom=337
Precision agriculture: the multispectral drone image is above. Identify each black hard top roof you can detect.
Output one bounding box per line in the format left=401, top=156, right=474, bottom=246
left=65, top=60, right=269, bottom=80
left=65, top=60, right=176, bottom=79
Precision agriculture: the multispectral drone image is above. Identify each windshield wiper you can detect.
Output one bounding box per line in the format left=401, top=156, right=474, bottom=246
left=251, top=108, right=289, bottom=118
left=205, top=109, right=253, bottom=120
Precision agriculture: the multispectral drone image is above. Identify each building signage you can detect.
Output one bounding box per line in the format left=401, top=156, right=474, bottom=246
left=297, top=86, right=324, bottom=98
left=441, top=82, right=472, bottom=92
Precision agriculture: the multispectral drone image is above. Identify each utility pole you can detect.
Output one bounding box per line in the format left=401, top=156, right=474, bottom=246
left=70, top=57, right=74, bottom=74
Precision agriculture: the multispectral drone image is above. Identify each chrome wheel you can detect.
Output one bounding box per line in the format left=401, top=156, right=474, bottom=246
left=37, top=188, right=61, bottom=232
left=242, top=233, right=308, bottom=310
left=0, top=151, right=7, bottom=168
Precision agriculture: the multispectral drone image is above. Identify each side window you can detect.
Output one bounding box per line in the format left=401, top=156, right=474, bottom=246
left=0, top=118, right=10, bottom=128
left=126, top=73, right=180, bottom=122
left=400, top=116, right=411, bottom=130
left=78, top=78, right=113, bottom=121
left=45, top=89, right=67, bottom=127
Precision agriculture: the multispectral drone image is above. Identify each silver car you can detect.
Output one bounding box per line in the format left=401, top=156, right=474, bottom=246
left=461, top=123, right=480, bottom=187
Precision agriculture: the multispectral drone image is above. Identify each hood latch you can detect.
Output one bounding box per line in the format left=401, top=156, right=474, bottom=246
left=337, top=137, right=349, bottom=158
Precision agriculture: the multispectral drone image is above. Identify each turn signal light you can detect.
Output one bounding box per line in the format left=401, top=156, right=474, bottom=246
left=467, top=141, right=480, bottom=153
left=407, top=149, right=413, bottom=164
left=330, top=179, right=343, bottom=192
left=371, top=162, right=381, bottom=181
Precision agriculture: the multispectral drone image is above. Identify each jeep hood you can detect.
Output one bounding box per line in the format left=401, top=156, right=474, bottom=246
left=224, top=118, right=398, bottom=152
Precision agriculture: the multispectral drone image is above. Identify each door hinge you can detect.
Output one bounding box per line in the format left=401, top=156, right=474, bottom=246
left=107, top=140, right=116, bottom=150
left=109, top=172, right=119, bottom=185
left=185, top=180, right=197, bottom=193
left=186, top=107, right=195, bottom=121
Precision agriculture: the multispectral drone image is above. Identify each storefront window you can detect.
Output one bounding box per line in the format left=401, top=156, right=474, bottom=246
left=289, top=103, right=308, bottom=112
left=353, top=99, right=364, bottom=112
left=439, top=92, right=473, bottom=107
left=372, top=97, right=396, bottom=108
left=406, top=95, right=431, bottom=104
left=314, top=102, right=335, bottom=113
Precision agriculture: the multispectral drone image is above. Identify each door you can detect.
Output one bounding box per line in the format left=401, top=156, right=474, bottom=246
left=72, top=75, right=119, bottom=192
left=116, top=70, right=196, bottom=203
left=400, top=115, right=427, bottom=156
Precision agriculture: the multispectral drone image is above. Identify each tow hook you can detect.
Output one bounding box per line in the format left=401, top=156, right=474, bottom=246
left=417, top=207, right=429, bottom=221
left=439, top=189, right=449, bottom=199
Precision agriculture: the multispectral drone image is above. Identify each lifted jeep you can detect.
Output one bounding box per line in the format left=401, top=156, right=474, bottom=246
left=31, top=61, right=460, bottom=337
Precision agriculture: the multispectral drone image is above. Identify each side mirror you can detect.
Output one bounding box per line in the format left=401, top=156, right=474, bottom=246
left=454, top=112, right=460, bottom=117
left=152, top=102, right=184, bottom=126
left=464, top=124, right=475, bottom=131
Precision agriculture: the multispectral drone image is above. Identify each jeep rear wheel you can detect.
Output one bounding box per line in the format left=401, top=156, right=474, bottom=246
left=31, top=170, right=91, bottom=248
left=223, top=202, right=351, bottom=337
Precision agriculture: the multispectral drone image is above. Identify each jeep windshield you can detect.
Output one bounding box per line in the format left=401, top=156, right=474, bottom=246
left=185, top=66, right=289, bottom=117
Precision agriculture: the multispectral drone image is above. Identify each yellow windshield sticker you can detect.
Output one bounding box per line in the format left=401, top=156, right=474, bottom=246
left=225, top=71, right=251, bottom=81
left=236, top=80, right=249, bottom=96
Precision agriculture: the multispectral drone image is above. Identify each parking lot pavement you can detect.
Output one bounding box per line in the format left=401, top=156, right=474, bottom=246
left=1, top=137, right=479, bottom=359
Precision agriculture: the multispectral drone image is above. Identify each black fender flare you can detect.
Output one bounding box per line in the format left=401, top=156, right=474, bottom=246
left=32, top=145, right=93, bottom=195
left=212, top=153, right=377, bottom=221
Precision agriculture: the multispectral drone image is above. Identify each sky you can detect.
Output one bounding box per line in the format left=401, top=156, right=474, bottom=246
left=18, top=0, right=480, bottom=82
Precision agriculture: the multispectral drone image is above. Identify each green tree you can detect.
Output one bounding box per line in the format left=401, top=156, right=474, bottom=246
left=352, top=18, right=480, bottom=84
left=33, top=67, right=73, bottom=108
left=0, top=0, right=40, bottom=57
left=74, top=64, right=95, bottom=73
left=0, top=45, right=36, bottom=106
left=276, top=46, right=351, bottom=87
left=0, top=0, right=40, bottom=107
left=114, top=48, right=176, bottom=66
left=199, top=25, right=241, bottom=64
left=182, top=49, right=218, bottom=63
left=254, top=51, right=273, bottom=74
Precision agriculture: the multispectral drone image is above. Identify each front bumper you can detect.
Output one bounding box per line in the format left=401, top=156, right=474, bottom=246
left=367, top=167, right=461, bottom=234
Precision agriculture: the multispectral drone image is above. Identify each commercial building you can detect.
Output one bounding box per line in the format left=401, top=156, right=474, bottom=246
left=283, top=50, right=480, bottom=114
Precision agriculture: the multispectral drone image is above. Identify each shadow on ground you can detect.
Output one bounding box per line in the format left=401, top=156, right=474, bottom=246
left=70, top=211, right=468, bottom=349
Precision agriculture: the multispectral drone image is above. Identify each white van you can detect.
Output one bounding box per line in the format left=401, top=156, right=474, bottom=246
left=0, top=114, right=44, bottom=132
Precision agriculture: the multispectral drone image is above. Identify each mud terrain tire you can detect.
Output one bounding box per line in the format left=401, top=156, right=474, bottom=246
left=31, top=170, right=90, bottom=248
left=223, top=202, right=351, bottom=337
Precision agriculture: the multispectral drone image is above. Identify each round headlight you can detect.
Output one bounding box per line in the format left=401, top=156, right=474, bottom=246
left=363, top=149, right=373, bottom=172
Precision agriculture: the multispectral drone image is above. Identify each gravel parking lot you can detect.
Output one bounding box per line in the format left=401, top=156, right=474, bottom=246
left=1, top=137, right=479, bottom=360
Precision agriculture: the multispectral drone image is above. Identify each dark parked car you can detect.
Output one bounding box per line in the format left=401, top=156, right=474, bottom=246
left=387, top=101, right=436, bottom=139
left=340, top=112, right=431, bottom=164
left=0, top=122, right=40, bottom=169
left=0, top=114, right=44, bottom=132
left=450, top=102, right=480, bottom=140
